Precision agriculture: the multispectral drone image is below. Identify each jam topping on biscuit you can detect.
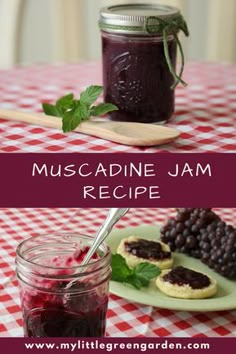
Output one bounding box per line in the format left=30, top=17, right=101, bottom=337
left=124, top=239, right=171, bottom=260
left=163, top=266, right=211, bottom=289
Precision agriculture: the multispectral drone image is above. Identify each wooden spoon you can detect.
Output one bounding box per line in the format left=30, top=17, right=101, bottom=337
left=0, top=108, right=180, bottom=147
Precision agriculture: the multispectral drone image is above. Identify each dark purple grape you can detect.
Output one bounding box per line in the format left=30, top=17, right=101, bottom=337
left=201, top=242, right=211, bottom=252
left=160, top=208, right=236, bottom=280
left=186, top=236, right=197, bottom=249
left=175, top=234, right=185, bottom=247
left=170, top=228, right=177, bottom=239
left=183, top=229, right=190, bottom=237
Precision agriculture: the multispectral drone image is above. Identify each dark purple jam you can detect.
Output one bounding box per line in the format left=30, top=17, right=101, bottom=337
left=22, top=249, right=107, bottom=337
left=102, top=33, right=177, bottom=123
left=163, top=266, right=211, bottom=289
left=125, top=239, right=171, bottom=260
left=22, top=283, right=108, bottom=337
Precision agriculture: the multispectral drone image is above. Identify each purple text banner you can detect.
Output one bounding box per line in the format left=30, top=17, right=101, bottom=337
left=0, top=337, right=236, bottom=354
left=0, top=153, right=235, bottom=207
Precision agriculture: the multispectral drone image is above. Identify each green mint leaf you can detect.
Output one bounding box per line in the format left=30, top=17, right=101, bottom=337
left=111, top=254, right=160, bottom=289
left=90, top=103, right=118, bottom=117
left=131, top=263, right=160, bottom=289
left=80, top=85, right=103, bottom=106
left=56, top=93, right=74, bottom=113
left=134, top=263, right=161, bottom=280
left=111, top=254, right=133, bottom=282
left=62, top=102, right=89, bottom=133
left=42, top=85, right=119, bottom=133
left=126, top=275, right=144, bottom=290
left=62, top=111, right=80, bottom=133
left=42, top=103, right=61, bottom=117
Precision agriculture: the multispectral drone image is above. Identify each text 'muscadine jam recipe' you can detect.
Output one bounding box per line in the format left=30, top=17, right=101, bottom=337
left=31, top=161, right=212, bottom=201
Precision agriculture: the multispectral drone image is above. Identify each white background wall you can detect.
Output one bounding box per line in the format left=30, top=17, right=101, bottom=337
left=1, top=0, right=236, bottom=68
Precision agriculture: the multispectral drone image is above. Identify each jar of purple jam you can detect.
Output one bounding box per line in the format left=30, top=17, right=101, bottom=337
left=99, top=3, right=189, bottom=123
left=16, top=233, right=111, bottom=337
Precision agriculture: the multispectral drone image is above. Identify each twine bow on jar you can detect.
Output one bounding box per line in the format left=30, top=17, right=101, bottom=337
left=144, top=15, right=190, bottom=89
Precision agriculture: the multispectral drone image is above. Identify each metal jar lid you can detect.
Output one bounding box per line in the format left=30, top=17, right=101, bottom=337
left=99, top=3, right=183, bottom=35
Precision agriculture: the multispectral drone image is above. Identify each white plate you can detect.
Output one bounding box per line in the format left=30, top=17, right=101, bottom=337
left=106, top=225, right=236, bottom=312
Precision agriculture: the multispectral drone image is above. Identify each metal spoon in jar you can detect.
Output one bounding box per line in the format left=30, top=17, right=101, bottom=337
left=65, top=208, right=129, bottom=290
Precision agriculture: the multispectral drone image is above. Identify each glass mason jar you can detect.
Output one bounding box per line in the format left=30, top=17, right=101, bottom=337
left=16, top=233, right=111, bottom=337
left=99, top=4, right=189, bottom=124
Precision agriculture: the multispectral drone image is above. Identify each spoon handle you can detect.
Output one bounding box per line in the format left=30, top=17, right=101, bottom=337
left=82, top=208, right=129, bottom=266
left=0, top=108, right=180, bottom=147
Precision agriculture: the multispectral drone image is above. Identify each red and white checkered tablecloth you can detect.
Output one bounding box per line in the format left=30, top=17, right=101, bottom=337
left=0, top=208, right=236, bottom=337
left=0, top=62, right=235, bottom=153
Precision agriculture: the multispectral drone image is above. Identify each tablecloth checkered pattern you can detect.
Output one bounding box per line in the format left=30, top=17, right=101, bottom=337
left=0, top=62, right=235, bottom=153
left=0, top=208, right=236, bottom=337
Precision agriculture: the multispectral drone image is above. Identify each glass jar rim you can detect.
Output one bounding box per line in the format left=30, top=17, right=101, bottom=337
left=99, top=3, right=182, bottom=35
left=16, top=232, right=111, bottom=275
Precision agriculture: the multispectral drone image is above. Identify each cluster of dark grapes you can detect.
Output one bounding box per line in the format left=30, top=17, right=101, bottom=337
left=160, top=208, right=236, bottom=279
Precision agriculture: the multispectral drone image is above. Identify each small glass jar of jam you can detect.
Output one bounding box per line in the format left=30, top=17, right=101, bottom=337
left=16, top=233, right=111, bottom=337
left=99, top=3, right=189, bottom=124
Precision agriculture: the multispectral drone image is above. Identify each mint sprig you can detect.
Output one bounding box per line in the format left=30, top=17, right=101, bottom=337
left=111, top=254, right=161, bottom=290
left=42, top=85, right=118, bottom=133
